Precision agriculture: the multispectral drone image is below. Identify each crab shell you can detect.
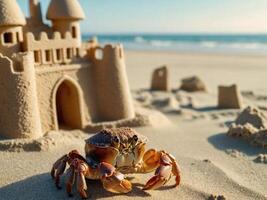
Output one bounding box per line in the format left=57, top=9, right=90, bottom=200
left=85, top=128, right=148, bottom=170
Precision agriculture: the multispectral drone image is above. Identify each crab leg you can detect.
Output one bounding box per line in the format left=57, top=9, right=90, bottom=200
left=51, top=154, right=69, bottom=189
left=143, top=153, right=173, bottom=190
left=139, top=149, right=181, bottom=190
left=51, top=150, right=91, bottom=199
left=76, top=164, right=88, bottom=199
left=165, top=152, right=181, bottom=186
left=99, top=162, right=132, bottom=194
left=65, top=167, right=75, bottom=197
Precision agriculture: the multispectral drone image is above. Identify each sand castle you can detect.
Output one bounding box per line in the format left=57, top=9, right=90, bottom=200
left=151, top=66, right=170, bottom=91
left=0, top=0, right=135, bottom=139
left=218, top=84, right=243, bottom=109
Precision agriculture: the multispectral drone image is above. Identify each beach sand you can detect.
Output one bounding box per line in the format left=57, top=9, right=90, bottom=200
left=1, top=51, right=267, bottom=200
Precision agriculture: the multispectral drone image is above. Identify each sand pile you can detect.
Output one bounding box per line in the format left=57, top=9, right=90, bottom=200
left=254, top=154, right=267, bottom=164
left=208, top=195, right=226, bottom=200
left=134, top=92, right=152, bottom=106
left=151, top=95, right=181, bottom=113
left=85, top=106, right=171, bottom=132
left=227, top=106, right=267, bottom=147
left=225, top=149, right=245, bottom=158
left=0, top=105, right=171, bottom=152
left=253, top=129, right=267, bottom=147
left=180, top=76, right=207, bottom=92
left=133, top=89, right=182, bottom=114
left=0, top=131, right=87, bottom=152
left=234, top=106, right=267, bottom=129
left=227, top=123, right=258, bottom=138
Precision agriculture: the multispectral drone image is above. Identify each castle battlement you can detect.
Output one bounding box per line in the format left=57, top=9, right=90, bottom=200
left=0, top=53, right=13, bottom=72
left=23, top=31, right=81, bottom=66
left=89, top=44, right=124, bottom=63
left=0, top=51, right=35, bottom=74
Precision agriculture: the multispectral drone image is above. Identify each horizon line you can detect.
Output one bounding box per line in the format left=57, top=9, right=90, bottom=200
left=82, top=32, right=267, bottom=36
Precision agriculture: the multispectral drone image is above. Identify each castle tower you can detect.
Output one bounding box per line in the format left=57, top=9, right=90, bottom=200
left=0, top=0, right=26, bottom=56
left=89, top=45, right=135, bottom=121
left=47, top=0, right=85, bottom=43
left=0, top=52, right=42, bottom=139
left=29, top=0, right=43, bottom=25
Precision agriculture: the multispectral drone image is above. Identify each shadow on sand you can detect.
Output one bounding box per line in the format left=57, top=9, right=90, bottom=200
left=208, top=132, right=267, bottom=156
left=0, top=173, right=151, bottom=200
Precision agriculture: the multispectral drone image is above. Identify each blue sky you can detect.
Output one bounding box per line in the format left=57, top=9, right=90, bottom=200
left=17, top=0, right=267, bottom=34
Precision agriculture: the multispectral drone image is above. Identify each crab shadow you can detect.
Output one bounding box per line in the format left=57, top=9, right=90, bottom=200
left=0, top=173, right=151, bottom=200
left=208, top=132, right=267, bottom=156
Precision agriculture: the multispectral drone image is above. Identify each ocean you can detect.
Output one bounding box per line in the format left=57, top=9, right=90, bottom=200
left=82, top=34, right=267, bottom=55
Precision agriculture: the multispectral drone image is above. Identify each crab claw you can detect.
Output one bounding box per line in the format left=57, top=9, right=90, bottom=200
left=143, top=154, right=173, bottom=190
left=99, top=162, right=132, bottom=194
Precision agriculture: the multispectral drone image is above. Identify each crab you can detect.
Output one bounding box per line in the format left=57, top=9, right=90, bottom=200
left=51, top=128, right=181, bottom=199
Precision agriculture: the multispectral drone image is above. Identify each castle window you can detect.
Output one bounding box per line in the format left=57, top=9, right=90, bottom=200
left=95, top=49, right=103, bottom=60
left=66, top=48, right=72, bottom=59
left=72, top=26, right=77, bottom=38
left=45, top=50, right=52, bottom=62
left=3, top=32, right=13, bottom=44
left=76, top=48, right=80, bottom=57
left=56, top=49, right=62, bottom=61
left=34, top=50, right=41, bottom=63
left=16, top=32, right=20, bottom=42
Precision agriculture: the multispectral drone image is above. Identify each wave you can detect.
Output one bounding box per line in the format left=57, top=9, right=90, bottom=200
left=130, top=36, right=267, bottom=50
left=83, top=34, right=267, bottom=54
left=134, top=36, right=146, bottom=43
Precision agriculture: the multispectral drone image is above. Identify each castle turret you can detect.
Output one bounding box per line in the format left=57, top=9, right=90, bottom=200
left=47, top=0, right=85, bottom=44
left=0, top=52, right=42, bottom=139
left=29, top=0, right=43, bottom=25
left=89, top=45, right=135, bottom=122
left=0, top=0, right=26, bottom=56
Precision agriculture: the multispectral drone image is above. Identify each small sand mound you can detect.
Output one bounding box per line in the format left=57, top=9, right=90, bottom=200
left=253, top=129, right=267, bottom=147
left=180, top=76, right=207, bottom=92
left=134, top=89, right=182, bottom=114
left=151, top=96, right=181, bottom=113
left=254, top=154, right=267, bottom=164
left=227, top=123, right=258, bottom=138
left=225, top=149, right=245, bottom=158
left=235, top=106, right=267, bottom=129
left=85, top=106, right=171, bottom=133
left=227, top=107, right=267, bottom=147
left=208, top=194, right=226, bottom=200
left=134, top=91, right=152, bottom=105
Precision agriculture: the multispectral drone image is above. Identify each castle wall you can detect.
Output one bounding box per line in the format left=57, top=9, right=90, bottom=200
left=88, top=45, right=135, bottom=121
left=0, top=52, right=42, bottom=139
left=35, top=62, right=98, bottom=133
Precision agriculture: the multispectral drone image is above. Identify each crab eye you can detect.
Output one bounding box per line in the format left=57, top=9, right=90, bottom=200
left=133, top=135, right=138, bottom=141
left=113, top=136, right=119, bottom=143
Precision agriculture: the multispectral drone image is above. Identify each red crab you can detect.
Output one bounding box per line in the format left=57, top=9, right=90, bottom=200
left=51, top=128, right=181, bottom=198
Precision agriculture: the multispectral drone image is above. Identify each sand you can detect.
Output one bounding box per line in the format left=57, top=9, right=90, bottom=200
left=1, top=51, right=267, bottom=200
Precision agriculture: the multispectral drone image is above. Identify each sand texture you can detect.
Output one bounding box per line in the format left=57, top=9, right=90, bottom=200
left=1, top=51, right=267, bottom=200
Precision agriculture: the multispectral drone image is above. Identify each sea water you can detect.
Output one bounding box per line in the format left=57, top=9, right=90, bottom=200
left=82, top=34, right=267, bottom=55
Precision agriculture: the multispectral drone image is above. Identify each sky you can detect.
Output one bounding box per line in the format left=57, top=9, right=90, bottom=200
left=17, top=0, right=267, bottom=34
